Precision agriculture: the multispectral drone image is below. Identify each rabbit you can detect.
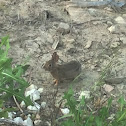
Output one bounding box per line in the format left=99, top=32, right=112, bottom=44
left=43, top=52, right=81, bottom=85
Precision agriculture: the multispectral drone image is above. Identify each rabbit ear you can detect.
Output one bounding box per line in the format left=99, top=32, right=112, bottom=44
left=52, top=52, right=59, bottom=62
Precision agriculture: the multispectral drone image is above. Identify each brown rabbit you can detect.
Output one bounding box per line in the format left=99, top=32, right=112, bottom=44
left=43, top=52, right=81, bottom=85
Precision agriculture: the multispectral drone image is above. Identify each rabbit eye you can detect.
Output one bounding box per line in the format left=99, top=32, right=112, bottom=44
left=48, top=64, right=52, bottom=67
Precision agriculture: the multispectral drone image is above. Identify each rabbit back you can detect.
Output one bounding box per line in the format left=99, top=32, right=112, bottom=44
left=56, top=61, right=81, bottom=81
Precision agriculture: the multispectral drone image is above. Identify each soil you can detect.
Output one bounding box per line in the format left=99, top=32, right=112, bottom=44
left=1, top=0, right=126, bottom=125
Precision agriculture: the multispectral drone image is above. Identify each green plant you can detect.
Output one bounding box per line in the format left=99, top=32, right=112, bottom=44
left=57, top=88, right=126, bottom=126
left=0, top=36, right=33, bottom=115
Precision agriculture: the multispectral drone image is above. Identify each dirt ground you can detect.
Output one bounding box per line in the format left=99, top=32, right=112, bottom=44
left=1, top=0, right=126, bottom=125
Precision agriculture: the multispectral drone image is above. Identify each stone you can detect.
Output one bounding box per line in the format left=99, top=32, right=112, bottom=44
left=110, top=42, right=120, bottom=48
left=60, top=108, right=70, bottom=115
left=115, top=16, right=126, bottom=24
left=30, top=90, right=40, bottom=101
left=26, top=84, right=38, bottom=90
left=14, top=117, right=24, bottom=125
left=27, top=102, right=41, bottom=112
left=20, top=101, right=26, bottom=108
left=27, top=105, right=39, bottom=111
left=8, top=112, right=13, bottom=119
left=120, top=37, right=126, bottom=44
left=85, top=40, right=92, bottom=49
left=79, top=91, right=90, bottom=99
left=38, top=88, right=44, bottom=93
left=34, top=120, right=42, bottom=126
left=35, top=114, right=41, bottom=120
left=41, top=102, right=46, bottom=108
left=25, top=86, right=40, bottom=101
left=24, top=117, right=33, bottom=126
left=107, top=21, right=113, bottom=26
left=103, top=84, right=114, bottom=92
left=108, top=25, right=116, bottom=33
left=58, top=22, right=70, bottom=34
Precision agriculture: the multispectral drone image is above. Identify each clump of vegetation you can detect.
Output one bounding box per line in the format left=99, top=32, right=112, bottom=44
left=56, top=87, right=126, bottom=126
left=0, top=36, right=32, bottom=118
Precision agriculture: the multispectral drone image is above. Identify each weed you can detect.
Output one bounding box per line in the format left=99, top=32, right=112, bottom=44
left=0, top=36, right=32, bottom=118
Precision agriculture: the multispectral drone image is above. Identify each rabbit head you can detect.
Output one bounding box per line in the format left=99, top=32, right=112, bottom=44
left=43, top=52, right=59, bottom=71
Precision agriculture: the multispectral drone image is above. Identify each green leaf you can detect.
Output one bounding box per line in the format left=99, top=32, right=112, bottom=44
left=13, top=65, right=30, bottom=77
left=0, top=87, right=32, bottom=106
left=61, top=118, right=75, bottom=126
left=0, top=99, right=4, bottom=108
left=95, top=116, right=102, bottom=126
left=1, top=71, right=29, bottom=87
left=0, top=111, right=8, bottom=118
left=118, top=96, right=126, bottom=111
left=107, top=97, right=112, bottom=110
left=0, top=35, right=10, bottom=57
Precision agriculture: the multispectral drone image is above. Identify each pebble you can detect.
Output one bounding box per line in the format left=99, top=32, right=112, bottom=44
left=103, top=84, right=114, bottom=92
left=60, top=108, right=70, bottom=115
left=58, top=22, right=70, bottom=34
left=105, top=77, right=125, bottom=84
left=24, top=117, right=33, bottom=126
left=115, top=16, right=126, bottom=24
left=108, top=25, right=116, bottom=33
left=8, top=112, right=13, bottom=119
left=38, top=88, right=44, bottom=93
left=20, top=101, right=26, bottom=108
left=110, top=42, right=120, bottom=48
left=34, top=120, right=42, bottom=126
left=31, top=90, right=40, bottom=101
left=79, top=91, right=90, bottom=99
left=25, top=89, right=40, bottom=101
left=84, top=40, right=92, bottom=49
left=41, top=102, right=46, bottom=108
left=35, top=113, right=40, bottom=120
left=120, top=37, right=126, bottom=44
left=26, top=84, right=38, bottom=90
left=27, top=102, right=41, bottom=112
left=13, top=117, right=24, bottom=125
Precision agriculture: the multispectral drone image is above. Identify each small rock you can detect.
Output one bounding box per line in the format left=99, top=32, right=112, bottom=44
left=34, top=120, right=42, bottom=126
left=38, top=88, right=43, bottom=93
left=41, top=102, right=46, bottom=108
left=120, top=37, right=126, bottom=44
left=108, top=25, right=116, bottom=33
left=35, top=113, right=40, bottom=120
left=117, top=84, right=125, bottom=90
left=60, top=108, right=70, bottom=115
left=14, top=117, right=24, bottom=125
left=8, top=112, right=13, bottom=119
left=26, top=84, right=38, bottom=90
left=108, top=114, right=115, bottom=120
left=20, top=101, right=26, bottom=108
left=115, top=16, right=126, bottom=24
left=85, top=41, right=92, bottom=49
left=30, top=90, right=40, bottom=101
left=27, top=102, right=40, bottom=112
left=79, top=91, right=90, bottom=99
left=88, top=8, right=97, bottom=16
left=25, top=89, right=40, bottom=101
left=110, top=42, right=120, bottom=48
left=24, top=117, right=33, bottom=126
left=105, top=77, right=125, bottom=84
left=27, top=105, right=38, bottom=111
left=25, top=88, right=36, bottom=97
left=107, top=21, right=113, bottom=26
left=45, top=121, right=51, bottom=126
left=103, top=84, right=114, bottom=92
left=52, top=40, right=59, bottom=50
left=58, top=22, right=70, bottom=34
